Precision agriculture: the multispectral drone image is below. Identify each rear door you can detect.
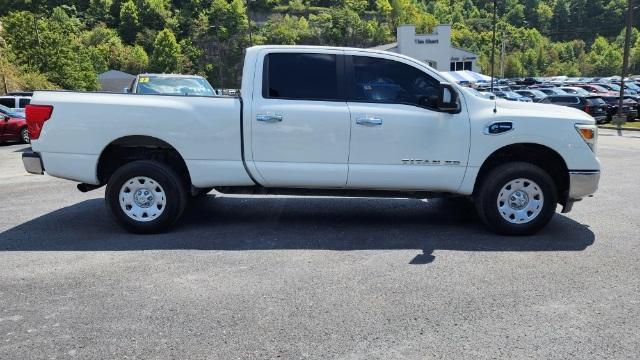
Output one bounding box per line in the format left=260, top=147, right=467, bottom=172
left=250, top=50, right=351, bottom=188
left=343, top=52, right=470, bottom=191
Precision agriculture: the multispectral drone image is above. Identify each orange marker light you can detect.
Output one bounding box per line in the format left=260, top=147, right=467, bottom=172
left=579, top=128, right=595, bottom=140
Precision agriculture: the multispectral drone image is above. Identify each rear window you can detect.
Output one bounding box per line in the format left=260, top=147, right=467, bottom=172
left=587, top=98, right=606, bottom=105
left=263, top=53, right=339, bottom=101
left=551, top=96, right=579, bottom=104
left=0, top=98, right=14, bottom=108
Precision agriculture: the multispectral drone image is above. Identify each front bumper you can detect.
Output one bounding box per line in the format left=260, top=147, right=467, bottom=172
left=562, top=170, right=600, bottom=213
left=22, top=151, right=44, bottom=175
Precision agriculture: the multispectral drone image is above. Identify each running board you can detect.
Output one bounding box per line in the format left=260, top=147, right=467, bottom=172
left=213, top=186, right=455, bottom=199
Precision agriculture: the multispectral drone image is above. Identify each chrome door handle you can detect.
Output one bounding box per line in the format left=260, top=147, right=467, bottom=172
left=356, top=117, right=383, bottom=126
left=256, top=114, right=283, bottom=122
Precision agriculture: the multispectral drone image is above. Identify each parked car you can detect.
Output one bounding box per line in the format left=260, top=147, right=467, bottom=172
left=0, top=94, right=31, bottom=112
left=539, top=95, right=608, bottom=123
left=126, top=74, right=218, bottom=96
left=575, top=84, right=617, bottom=96
left=599, top=96, right=638, bottom=121
left=23, top=45, right=600, bottom=236
left=600, top=82, right=638, bottom=95
left=0, top=105, right=29, bottom=143
left=514, top=89, right=547, bottom=102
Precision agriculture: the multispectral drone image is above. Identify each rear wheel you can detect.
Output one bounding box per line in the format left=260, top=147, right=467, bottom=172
left=105, top=160, right=187, bottom=233
left=474, top=162, right=557, bottom=236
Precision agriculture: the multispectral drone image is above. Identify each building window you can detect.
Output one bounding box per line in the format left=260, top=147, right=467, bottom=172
left=450, top=61, right=474, bottom=71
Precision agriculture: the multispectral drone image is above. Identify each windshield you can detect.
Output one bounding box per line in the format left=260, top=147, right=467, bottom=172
left=505, top=91, right=522, bottom=98
left=626, top=82, right=640, bottom=90
left=136, top=76, right=216, bottom=96
left=0, top=104, right=23, bottom=118
left=529, top=90, right=545, bottom=97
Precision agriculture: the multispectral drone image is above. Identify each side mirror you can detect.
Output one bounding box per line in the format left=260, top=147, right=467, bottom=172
left=123, top=87, right=130, bottom=93
left=438, top=83, right=459, bottom=113
left=1, top=114, right=9, bottom=121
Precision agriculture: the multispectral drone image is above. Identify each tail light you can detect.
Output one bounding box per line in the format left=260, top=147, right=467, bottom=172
left=25, top=105, right=53, bottom=140
left=584, top=104, right=591, bottom=114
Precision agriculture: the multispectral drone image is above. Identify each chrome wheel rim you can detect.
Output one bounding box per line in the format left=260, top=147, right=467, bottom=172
left=497, top=178, right=544, bottom=224
left=119, top=176, right=166, bottom=222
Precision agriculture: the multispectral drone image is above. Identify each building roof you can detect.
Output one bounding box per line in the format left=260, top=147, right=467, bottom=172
left=98, top=70, right=135, bottom=80
left=369, top=42, right=398, bottom=52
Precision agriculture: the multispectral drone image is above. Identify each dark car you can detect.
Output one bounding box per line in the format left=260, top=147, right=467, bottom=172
left=599, top=96, right=638, bottom=121
left=514, top=89, right=547, bottom=102
left=0, top=104, right=29, bottom=143
left=515, top=77, right=541, bottom=86
left=539, top=95, right=608, bottom=123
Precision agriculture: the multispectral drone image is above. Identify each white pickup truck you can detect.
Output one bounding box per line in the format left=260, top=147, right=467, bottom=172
left=22, top=45, right=600, bottom=235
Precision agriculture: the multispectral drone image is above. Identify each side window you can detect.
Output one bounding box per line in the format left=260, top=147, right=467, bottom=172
left=0, top=98, right=14, bottom=108
left=19, top=98, right=31, bottom=108
left=349, top=55, right=440, bottom=109
left=263, top=53, right=339, bottom=101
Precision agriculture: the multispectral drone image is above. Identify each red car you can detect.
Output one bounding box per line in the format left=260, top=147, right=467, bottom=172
left=0, top=104, right=29, bottom=144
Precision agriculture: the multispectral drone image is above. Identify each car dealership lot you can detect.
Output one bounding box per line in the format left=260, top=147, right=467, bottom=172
left=1, top=129, right=639, bottom=359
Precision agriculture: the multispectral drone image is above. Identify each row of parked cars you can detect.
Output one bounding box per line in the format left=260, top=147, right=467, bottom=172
left=476, top=78, right=640, bottom=124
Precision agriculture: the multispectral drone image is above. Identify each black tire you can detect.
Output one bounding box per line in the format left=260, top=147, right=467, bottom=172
left=20, top=127, right=30, bottom=144
left=105, top=160, right=188, bottom=234
left=474, top=162, right=558, bottom=236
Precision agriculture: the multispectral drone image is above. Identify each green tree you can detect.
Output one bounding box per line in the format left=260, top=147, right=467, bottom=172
left=2, top=8, right=99, bottom=90
left=119, top=0, right=139, bottom=44
left=149, top=28, right=181, bottom=72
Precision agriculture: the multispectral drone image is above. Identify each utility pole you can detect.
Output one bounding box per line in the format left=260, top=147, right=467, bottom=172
left=490, top=0, right=497, bottom=92
left=618, top=0, right=634, bottom=120
left=500, top=33, right=506, bottom=78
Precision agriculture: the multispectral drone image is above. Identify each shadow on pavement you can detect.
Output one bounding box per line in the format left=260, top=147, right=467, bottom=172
left=0, top=196, right=595, bottom=264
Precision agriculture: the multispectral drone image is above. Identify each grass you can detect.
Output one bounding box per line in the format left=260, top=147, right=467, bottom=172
left=600, top=121, right=640, bottom=129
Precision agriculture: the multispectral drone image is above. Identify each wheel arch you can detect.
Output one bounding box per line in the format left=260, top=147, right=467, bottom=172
left=96, top=135, right=191, bottom=187
left=473, top=142, right=570, bottom=205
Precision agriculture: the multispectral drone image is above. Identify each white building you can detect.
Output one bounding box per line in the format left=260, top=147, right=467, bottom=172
left=371, top=24, right=480, bottom=73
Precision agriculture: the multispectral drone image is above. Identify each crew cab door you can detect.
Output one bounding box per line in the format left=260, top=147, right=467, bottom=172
left=250, top=50, right=350, bottom=188
left=344, top=52, right=470, bottom=191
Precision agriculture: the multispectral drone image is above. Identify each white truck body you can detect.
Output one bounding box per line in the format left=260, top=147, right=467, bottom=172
left=23, top=45, right=600, bottom=235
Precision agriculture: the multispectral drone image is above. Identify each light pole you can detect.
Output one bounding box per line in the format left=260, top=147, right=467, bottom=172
left=490, top=0, right=497, bottom=93
left=618, top=0, right=635, bottom=121
left=246, top=0, right=253, bottom=45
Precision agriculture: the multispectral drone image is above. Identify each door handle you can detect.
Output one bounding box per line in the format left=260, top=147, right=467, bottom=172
left=356, top=117, right=383, bottom=126
left=256, top=114, right=283, bottom=122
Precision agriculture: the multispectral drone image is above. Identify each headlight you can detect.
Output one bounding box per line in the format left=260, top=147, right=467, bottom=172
left=575, top=124, right=598, bottom=153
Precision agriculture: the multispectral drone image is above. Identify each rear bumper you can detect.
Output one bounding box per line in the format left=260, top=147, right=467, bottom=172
left=22, top=151, right=44, bottom=175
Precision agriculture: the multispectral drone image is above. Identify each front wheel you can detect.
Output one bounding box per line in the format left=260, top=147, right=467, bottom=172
left=105, top=160, right=188, bottom=234
left=474, top=162, right=558, bottom=236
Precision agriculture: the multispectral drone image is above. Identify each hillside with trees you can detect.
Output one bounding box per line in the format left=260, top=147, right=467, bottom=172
left=0, top=0, right=638, bottom=91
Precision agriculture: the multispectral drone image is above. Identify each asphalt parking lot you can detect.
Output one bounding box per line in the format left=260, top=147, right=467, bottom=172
left=1, top=129, right=639, bottom=359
